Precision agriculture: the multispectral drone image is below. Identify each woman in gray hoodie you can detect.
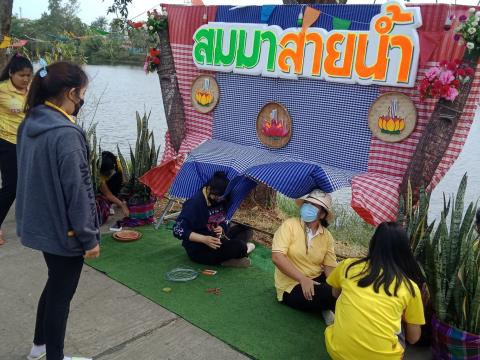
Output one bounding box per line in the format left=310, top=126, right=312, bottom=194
left=16, top=61, right=100, bottom=360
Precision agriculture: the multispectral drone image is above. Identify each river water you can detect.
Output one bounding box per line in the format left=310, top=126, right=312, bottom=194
left=82, top=64, right=480, bottom=219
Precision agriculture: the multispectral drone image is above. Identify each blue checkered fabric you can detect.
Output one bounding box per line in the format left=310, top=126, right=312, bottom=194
left=170, top=140, right=359, bottom=218
left=170, top=4, right=382, bottom=217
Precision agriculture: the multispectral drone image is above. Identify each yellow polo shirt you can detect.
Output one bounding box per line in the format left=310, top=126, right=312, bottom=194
left=0, top=79, right=27, bottom=144
left=99, top=158, right=123, bottom=186
left=272, top=217, right=337, bottom=301
left=325, top=258, right=425, bottom=360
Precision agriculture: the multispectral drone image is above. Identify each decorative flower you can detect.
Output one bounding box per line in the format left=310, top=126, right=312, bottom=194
left=148, top=26, right=154, bottom=30
left=426, top=67, right=441, bottom=80
left=459, top=15, right=467, bottom=22
left=468, top=27, right=477, bottom=34
left=445, top=87, right=459, bottom=101
left=418, top=60, right=474, bottom=102
left=469, top=8, right=476, bottom=14
left=454, top=33, right=461, bottom=41
left=467, top=42, right=475, bottom=49
left=476, top=11, right=480, bottom=17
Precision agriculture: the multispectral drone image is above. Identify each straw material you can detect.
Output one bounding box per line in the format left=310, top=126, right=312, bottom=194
left=157, top=27, right=186, bottom=153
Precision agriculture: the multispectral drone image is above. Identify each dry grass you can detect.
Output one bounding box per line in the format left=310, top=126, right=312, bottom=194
left=155, top=194, right=370, bottom=259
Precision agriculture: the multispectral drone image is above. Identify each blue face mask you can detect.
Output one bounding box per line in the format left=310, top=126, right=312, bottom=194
left=300, top=203, right=319, bottom=223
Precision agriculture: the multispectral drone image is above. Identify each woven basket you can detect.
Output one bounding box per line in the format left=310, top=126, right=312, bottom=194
left=431, top=315, right=480, bottom=359
left=128, top=198, right=155, bottom=220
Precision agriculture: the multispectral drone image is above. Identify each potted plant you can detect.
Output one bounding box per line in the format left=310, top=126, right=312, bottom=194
left=413, top=175, right=480, bottom=359
left=118, top=111, right=160, bottom=221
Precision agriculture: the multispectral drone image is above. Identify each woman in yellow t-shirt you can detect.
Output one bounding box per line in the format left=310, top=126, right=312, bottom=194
left=272, top=189, right=338, bottom=325
left=0, top=54, right=33, bottom=245
left=325, top=222, right=425, bottom=360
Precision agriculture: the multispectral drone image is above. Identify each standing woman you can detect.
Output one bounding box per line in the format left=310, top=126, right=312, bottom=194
left=0, top=54, right=33, bottom=245
left=16, top=62, right=100, bottom=360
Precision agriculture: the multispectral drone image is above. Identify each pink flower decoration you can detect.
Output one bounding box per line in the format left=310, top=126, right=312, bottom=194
left=439, top=70, right=455, bottom=85
left=426, top=67, right=441, bottom=80
left=445, top=87, right=459, bottom=101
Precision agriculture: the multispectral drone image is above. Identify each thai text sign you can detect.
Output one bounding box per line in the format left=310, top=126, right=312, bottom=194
left=192, top=2, right=422, bottom=88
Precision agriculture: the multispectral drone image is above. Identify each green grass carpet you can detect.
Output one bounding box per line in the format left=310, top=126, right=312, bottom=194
left=87, top=225, right=330, bottom=360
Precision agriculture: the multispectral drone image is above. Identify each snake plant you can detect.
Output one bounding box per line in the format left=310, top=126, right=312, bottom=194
left=118, top=111, right=160, bottom=205
left=400, top=174, right=480, bottom=333
left=422, top=174, right=480, bottom=333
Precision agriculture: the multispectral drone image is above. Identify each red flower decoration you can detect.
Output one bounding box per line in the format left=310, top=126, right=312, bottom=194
left=150, top=48, right=160, bottom=57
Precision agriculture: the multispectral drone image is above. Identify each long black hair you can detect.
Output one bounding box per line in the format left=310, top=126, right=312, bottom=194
left=207, top=171, right=229, bottom=196
left=346, top=222, right=424, bottom=297
left=0, top=54, right=33, bottom=81
left=25, top=61, right=88, bottom=114
left=100, top=151, right=118, bottom=177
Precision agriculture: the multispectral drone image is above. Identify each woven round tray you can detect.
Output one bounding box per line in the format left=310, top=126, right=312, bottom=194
left=112, top=230, right=142, bottom=242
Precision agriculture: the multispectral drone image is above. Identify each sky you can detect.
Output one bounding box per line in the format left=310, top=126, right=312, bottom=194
left=13, top=0, right=480, bottom=25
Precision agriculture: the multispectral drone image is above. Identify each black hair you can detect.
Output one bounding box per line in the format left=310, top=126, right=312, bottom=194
left=100, top=151, right=118, bottom=177
left=346, top=222, right=424, bottom=297
left=0, top=54, right=33, bottom=81
left=24, top=61, right=88, bottom=114
left=207, top=171, right=229, bottom=196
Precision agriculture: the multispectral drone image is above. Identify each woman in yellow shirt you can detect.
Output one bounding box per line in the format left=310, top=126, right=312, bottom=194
left=272, top=189, right=337, bottom=325
left=0, top=54, right=33, bottom=245
left=325, top=222, right=425, bottom=360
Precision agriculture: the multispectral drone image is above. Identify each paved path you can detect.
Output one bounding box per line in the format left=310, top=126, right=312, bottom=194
left=0, top=207, right=429, bottom=359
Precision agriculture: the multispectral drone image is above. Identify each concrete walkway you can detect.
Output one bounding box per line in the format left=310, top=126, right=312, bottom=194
left=0, top=207, right=429, bottom=360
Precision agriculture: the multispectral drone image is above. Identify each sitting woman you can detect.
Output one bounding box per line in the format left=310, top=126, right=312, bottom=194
left=173, top=171, right=255, bottom=268
left=96, top=151, right=129, bottom=225
left=325, top=222, right=425, bottom=360
left=272, top=189, right=337, bottom=324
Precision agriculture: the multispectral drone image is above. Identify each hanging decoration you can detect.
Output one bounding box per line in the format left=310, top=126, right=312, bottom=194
left=297, top=9, right=303, bottom=27
left=454, top=7, right=480, bottom=53
left=191, top=75, right=220, bottom=113
left=332, top=16, right=352, bottom=30
left=144, top=48, right=161, bottom=74
left=256, top=102, right=292, bottom=149
left=0, top=35, right=12, bottom=49
left=261, top=5, right=276, bottom=24
left=368, top=92, right=417, bottom=143
left=302, top=7, right=321, bottom=33
left=418, top=60, right=474, bottom=102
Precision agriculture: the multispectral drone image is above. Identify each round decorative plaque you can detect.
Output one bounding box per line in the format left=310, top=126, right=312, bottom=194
left=256, top=102, right=292, bottom=149
left=368, top=92, right=417, bottom=143
left=191, top=75, right=220, bottom=114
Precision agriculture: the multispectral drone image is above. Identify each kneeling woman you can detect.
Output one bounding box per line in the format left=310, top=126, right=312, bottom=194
left=272, top=190, right=337, bottom=323
left=325, top=222, right=425, bottom=360
left=96, top=151, right=129, bottom=225
left=173, top=171, right=255, bottom=267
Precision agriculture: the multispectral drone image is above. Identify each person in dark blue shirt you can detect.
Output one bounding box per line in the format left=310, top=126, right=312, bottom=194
left=173, top=171, right=255, bottom=267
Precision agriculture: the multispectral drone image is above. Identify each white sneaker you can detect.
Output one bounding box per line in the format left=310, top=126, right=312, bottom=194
left=246, top=242, right=256, bottom=254
left=64, top=357, right=92, bottom=360
left=27, top=344, right=46, bottom=360
left=322, top=310, right=335, bottom=326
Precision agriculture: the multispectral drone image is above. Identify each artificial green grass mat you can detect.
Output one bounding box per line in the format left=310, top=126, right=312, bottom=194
left=87, top=225, right=330, bottom=360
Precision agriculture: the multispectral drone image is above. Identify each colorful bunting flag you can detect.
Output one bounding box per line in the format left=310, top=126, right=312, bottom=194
left=332, top=16, right=351, bottom=30
left=92, top=28, right=109, bottom=36
left=261, top=5, right=276, bottom=23
left=302, top=7, right=321, bottom=33
left=0, top=35, right=11, bottom=49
